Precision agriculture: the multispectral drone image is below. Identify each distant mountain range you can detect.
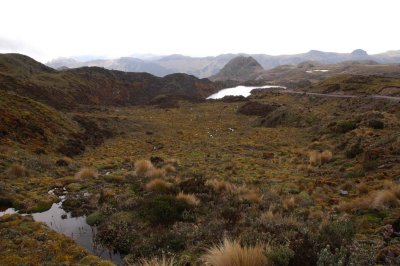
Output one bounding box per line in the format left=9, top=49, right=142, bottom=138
left=47, top=49, right=400, bottom=78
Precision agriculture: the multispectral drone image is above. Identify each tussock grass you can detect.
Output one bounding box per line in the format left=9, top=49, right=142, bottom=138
left=320, top=150, right=333, bottom=164
left=176, top=191, right=200, bottom=206
left=145, top=178, right=173, bottom=191
left=309, top=150, right=332, bottom=166
left=162, top=164, right=176, bottom=173
left=75, top=167, right=98, bottom=179
left=134, top=159, right=154, bottom=177
left=134, top=159, right=166, bottom=178
left=282, top=196, right=296, bottom=210
left=340, top=184, right=400, bottom=212
left=136, top=256, right=176, bottom=266
left=145, top=168, right=166, bottom=179
left=202, top=238, right=270, bottom=266
left=206, top=179, right=236, bottom=193
left=6, top=163, right=29, bottom=178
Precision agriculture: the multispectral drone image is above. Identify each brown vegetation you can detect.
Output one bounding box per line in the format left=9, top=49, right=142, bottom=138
left=75, top=167, right=98, bottom=179
left=202, top=238, right=270, bottom=266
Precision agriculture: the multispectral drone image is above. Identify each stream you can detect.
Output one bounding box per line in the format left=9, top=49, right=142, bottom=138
left=0, top=189, right=124, bottom=265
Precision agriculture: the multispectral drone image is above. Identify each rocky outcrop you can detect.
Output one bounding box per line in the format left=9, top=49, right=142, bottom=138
left=211, top=56, right=264, bottom=81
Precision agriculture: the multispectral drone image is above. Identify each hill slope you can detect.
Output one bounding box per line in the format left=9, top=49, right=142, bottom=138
left=0, top=53, right=218, bottom=110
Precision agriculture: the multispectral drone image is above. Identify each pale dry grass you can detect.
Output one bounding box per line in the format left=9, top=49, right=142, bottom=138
left=145, top=178, right=173, bottom=191
left=320, top=150, right=333, bottom=164
left=340, top=184, right=400, bottom=212
left=309, top=150, right=332, bottom=166
left=145, top=168, right=166, bottom=179
left=309, top=150, right=321, bottom=166
left=136, top=256, right=175, bottom=266
left=282, top=196, right=296, bottom=210
left=162, top=164, right=176, bottom=173
left=176, top=191, right=200, bottom=206
left=75, top=167, right=98, bottom=179
left=240, top=190, right=263, bottom=204
left=206, top=179, right=236, bottom=193
left=202, top=238, right=270, bottom=266
left=134, top=159, right=154, bottom=177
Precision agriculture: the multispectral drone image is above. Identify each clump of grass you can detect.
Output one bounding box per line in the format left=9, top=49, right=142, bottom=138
left=309, top=151, right=321, bottom=166
left=163, top=164, right=176, bottom=173
left=339, top=184, right=400, bottom=212
left=176, top=191, right=200, bottom=206
left=240, top=190, right=263, bottom=204
left=137, top=256, right=175, bottom=266
left=165, top=158, right=180, bottom=166
left=201, top=238, right=269, bottom=266
left=6, top=163, right=29, bottom=178
left=282, top=197, right=296, bottom=210
left=145, top=168, right=166, bottom=179
left=134, top=159, right=166, bottom=178
left=75, top=167, right=98, bottom=179
left=145, top=178, right=173, bottom=191
left=206, top=179, right=236, bottom=193
left=309, top=150, right=332, bottom=166
left=134, top=159, right=154, bottom=177
left=320, top=150, right=333, bottom=164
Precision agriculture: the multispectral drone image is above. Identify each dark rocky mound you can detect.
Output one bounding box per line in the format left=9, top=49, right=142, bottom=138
left=237, top=101, right=280, bottom=116
left=211, top=56, right=263, bottom=81
left=219, top=95, right=248, bottom=103
left=254, top=107, right=307, bottom=128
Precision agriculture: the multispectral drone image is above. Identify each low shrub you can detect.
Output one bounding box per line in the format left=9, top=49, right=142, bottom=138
left=86, top=211, right=103, bottom=226
left=318, top=221, right=356, bottom=250
left=142, top=195, right=190, bottom=225
left=334, top=120, right=358, bottom=134
left=367, top=119, right=384, bottom=129
left=265, top=245, right=295, bottom=266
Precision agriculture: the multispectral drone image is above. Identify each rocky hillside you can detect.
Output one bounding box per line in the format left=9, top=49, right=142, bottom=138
left=0, top=53, right=218, bottom=110
left=210, top=56, right=264, bottom=81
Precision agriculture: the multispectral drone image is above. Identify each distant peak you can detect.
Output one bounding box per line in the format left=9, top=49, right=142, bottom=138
left=351, top=49, right=368, bottom=57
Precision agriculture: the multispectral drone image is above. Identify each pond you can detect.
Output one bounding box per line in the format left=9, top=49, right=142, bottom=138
left=0, top=190, right=124, bottom=265
left=207, top=85, right=285, bottom=99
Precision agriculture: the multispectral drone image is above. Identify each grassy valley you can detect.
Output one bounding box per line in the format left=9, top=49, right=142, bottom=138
left=1, top=53, right=400, bottom=265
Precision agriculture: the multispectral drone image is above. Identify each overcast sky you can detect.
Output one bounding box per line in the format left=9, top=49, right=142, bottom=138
left=1, top=0, right=399, bottom=62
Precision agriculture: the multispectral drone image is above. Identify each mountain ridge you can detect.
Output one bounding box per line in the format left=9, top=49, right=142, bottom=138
left=46, top=49, right=400, bottom=78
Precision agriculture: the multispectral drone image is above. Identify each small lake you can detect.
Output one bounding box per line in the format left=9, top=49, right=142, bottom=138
left=207, top=85, right=285, bottom=99
left=0, top=190, right=124, bottom=265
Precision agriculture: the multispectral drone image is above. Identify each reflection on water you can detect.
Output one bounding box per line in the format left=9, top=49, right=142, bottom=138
left=0, top=192, right=124, bottom=265
left=207, top=85, right=284, bottom=99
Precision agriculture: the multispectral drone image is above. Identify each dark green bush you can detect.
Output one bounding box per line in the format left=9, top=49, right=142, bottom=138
left=318, top=221, right=356, bottom=250
left=86, top=211, right=103, bottom=226
left=345, top=140, right=363, bottom=159
left=334, top=120, right=358, bottom=134
left=265, top=245, right=295, bottom=266
left=367, top=119, right=384, bottom=129
left=142, top=195, right=189, bottom=225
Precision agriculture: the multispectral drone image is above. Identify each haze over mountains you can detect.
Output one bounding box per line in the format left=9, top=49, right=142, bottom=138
left=47, top=49, right=400, bottom=78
